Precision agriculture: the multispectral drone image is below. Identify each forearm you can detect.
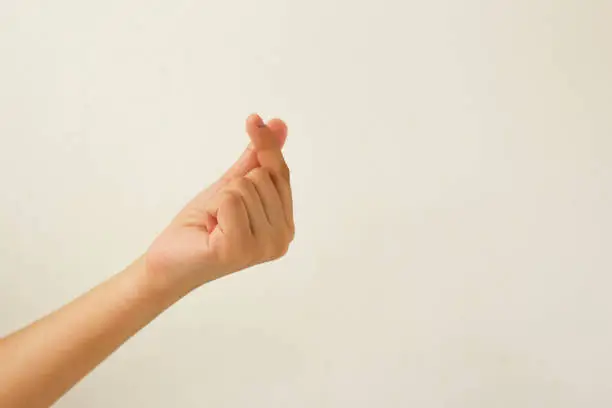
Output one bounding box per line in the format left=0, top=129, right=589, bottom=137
left=0, top=256, right=187, bottom=408
left=0, top=114, right=293, bottom=407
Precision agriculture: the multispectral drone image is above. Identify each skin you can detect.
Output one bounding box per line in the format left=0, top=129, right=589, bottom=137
left=0, top=114, right=294, bottom=408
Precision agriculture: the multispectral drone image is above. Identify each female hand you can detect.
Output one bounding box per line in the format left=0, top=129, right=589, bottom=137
left=146, top=114, right=295, bottom=292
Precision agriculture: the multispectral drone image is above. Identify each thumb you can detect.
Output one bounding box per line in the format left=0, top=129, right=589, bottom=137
left=246, top=114, right=290, bottom=181
left=220, top=115, right=287, bottom=181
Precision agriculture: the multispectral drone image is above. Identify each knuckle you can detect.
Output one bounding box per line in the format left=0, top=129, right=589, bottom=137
left=233, top=178, right=258, bottom=198
left=271, top=171, right=289, bottom=191
left=234, top=177, right=251, bottom=191
left=251, top=167, right=271, bottom=180
left=246, top=228, right=293, bottom=263
left=249, top=168, right=274, bottom=189
left=222, top=192, right=241, bottom=207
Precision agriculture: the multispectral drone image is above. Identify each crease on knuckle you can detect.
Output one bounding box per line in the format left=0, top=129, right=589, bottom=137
left=232, top=178, right=258, bottom=200
left=251, top=168, right=273, bottom=188
left=252, top=167, right=270, bottom=179
left=222, top=191, right=241, bottom=208
left=234, top=178, right=250, bottom=191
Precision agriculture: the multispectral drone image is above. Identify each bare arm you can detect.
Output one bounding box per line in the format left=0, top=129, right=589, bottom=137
left=0, top=114, right=294, bottom=408
left=0, top=257, right=183, bottom=407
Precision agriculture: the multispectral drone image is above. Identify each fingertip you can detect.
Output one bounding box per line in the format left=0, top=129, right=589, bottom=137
left=267, top=118, right=288, bottom=148
left=246, top=114, right=287, bottom=151
left=246, top=114, right=265, bottom=131
left=267, top=118, right=287, bottom=131
left=246, top=114, right=268, bottom=149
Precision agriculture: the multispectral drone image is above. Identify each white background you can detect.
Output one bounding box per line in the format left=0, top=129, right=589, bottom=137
left=1, top=1, right=611, bottom=406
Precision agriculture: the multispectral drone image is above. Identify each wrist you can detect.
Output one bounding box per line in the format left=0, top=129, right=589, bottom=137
left=124, top=256, right=192, bottom=307
left=141, top=253, right=217, bottom=300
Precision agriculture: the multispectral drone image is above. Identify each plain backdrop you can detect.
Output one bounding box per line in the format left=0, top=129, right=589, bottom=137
left=1, top=1, right=611, bottom=407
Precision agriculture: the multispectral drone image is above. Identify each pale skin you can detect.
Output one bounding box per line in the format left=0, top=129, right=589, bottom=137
left=0, top=114, right=295, bottom=408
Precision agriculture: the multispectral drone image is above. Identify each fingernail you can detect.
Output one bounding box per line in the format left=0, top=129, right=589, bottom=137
left=250, top=114, right=265, bottom=128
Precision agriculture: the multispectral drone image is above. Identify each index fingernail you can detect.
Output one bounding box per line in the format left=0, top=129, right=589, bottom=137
left=248, top=114, right=265, bottom=128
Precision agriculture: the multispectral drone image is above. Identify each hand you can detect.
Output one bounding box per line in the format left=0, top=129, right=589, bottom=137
left=146, top=114, right=295, bottom=292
